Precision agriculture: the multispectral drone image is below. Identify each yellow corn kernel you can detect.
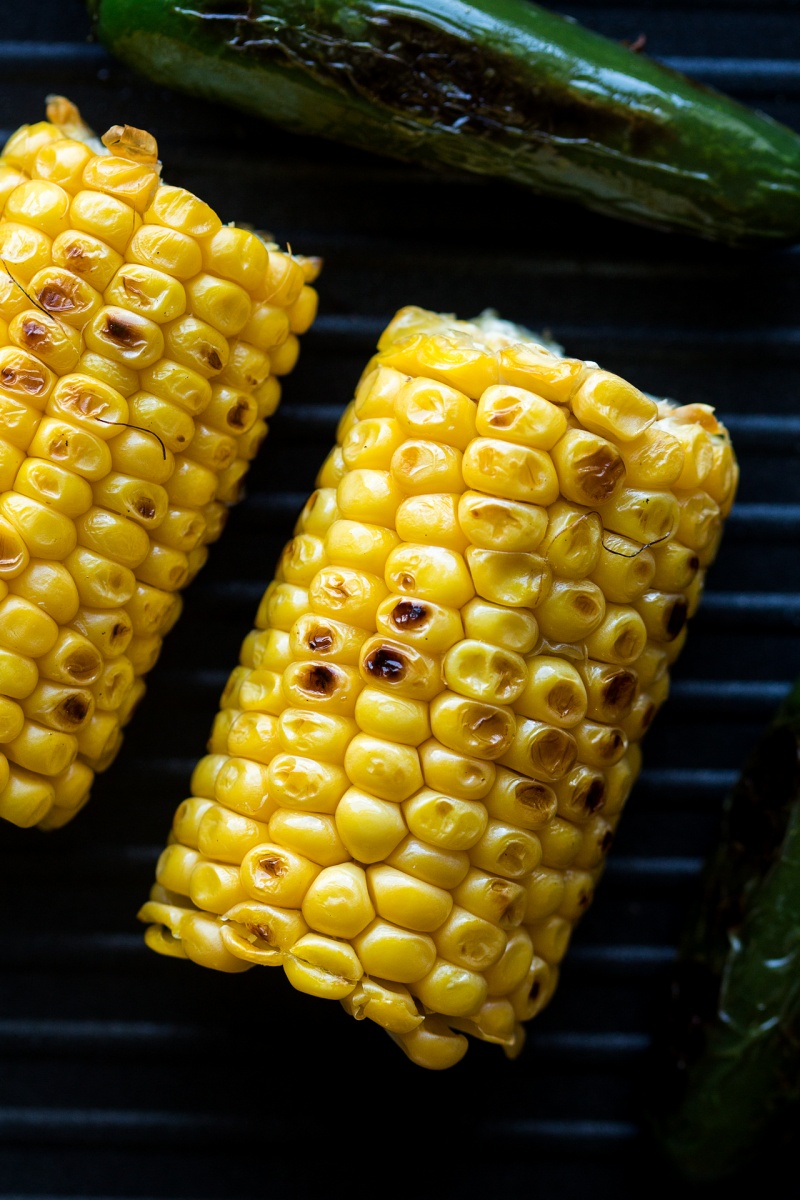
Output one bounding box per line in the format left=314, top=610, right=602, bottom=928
left=555, top=765, right=607, bottom=824
left=196, top=805, right=271, bottom=864
left=335, top=786, right=408, bottom=863
left=189, top=858, right=250, bottom=914
left=411, top=957, right=488, bottom=1016
left=477, top=383, right=567, bottom=449
left=15, top=459, right=92, bottom=518
left=571, top=369, right=656, bottom=442
left=430, top=691, right=516, bottom=761
left=385, top=834, right=470, bottom=890
left=289, top=613, right=366, bottom=667
left=4, top=720, right=77, bottom=776
left=352, top=919, right=437, bottom=984
left=366, top=862, right=453, bottom=932
left=172, top=796, right=215, bottom=848
left=345, top=733, right=423, bottom=802
left=463, top=437, right=558, bottom=506
left=590, top=531, right=656, bottom=603
left=537, top=821, right=586, bottom=872
left=72, top=606, right=133, bottom=657
left=394, top=377, right=477, bottom=450
left=523, top=867, right=566, bottom=921
left=0, top=697, right=25, bottom=743
left=76, top=506, right=150, bottom=569
left=51, top=228, right=123, bottom=291
left=201, top=225, right=268, bottom=291
left=278, top=709, right=357, bottom=763
left=499, top=717, right=577, bottom=782
left=213, top=755, right=274, bottom=821
left=572, top=719, right=627, bottom=769
left=341, top=976, right=422, bottom=1034
left=497, top=339, right=581, bottom=402
left=458, top=490, right=548, bottom=554
left=180, top=912, right=253, bottom=973
left=309, top=565, right=388, bottom=630
left=403, top=787, right=488, bottom=851
left=452, top=867, right=526, bottom=929
left=461, top=597, right=539, bottom=656
left=418, top=738, right=495, bottom=801
left=354, top=686, right=430, bottom=746
left=483, top=927, right=535, bottom=996
left=301, top=861, right=375, bottom=938
left=0, top=764, right=55, bottom=827
left=535, top=578, right=606, bottom=643
left=268, top=808, right=349, bottom=867
left=619, top=422, right=685, bottom=488
left=483, top=768, right=557, bottom=831
left=240, top=842, right=321, bottom=907
left=394, top=493, right=468, bottom=554
left=465, top=546, right=551, bottom=609
left=598, top=487, right=680, bottom=546
left=337, top=468, right=402, bottom=528
left=513, top=656, right=587, bottom=729
left=32, top=136, right=93, bottom=191
left=0, top=393, right=42, bottom=453
left=0, top=442, right=25, bottom=492
left=242, top=303, right=289, bottom=351
left=390, top=438, right=463, bottom=495
left=584, top=603, right=648, bottom=665
left=433, top=904, right=506, bottom=971
left=0, top=515, right=29, bottom=578
left=0, top=222, right=52, bottom=281
left=539, top=501, right=604, bottom=579
left=469, top=820, right=541, bottom=879
left=75, top=708, right=120, bottom=762
left=283, top=932, right=362, bottom=1000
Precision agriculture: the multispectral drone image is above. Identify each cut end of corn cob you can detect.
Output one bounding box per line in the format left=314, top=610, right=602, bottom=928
left=0, top=97, right=321, bottom=830
left=139, top=303, right=737, bottom=1068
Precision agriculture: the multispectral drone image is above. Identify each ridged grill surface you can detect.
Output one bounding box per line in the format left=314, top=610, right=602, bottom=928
left=1, top=0, right=799, bottom=1194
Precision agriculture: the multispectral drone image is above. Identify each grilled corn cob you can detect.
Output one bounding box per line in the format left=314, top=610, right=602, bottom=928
left=0, top=97, right=320, bottom=830
left=139, top=305, right=737, bottom=1068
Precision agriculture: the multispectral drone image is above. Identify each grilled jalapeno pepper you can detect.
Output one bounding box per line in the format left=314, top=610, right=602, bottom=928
left=87, top=0, right=800, bottom=246
left=649, top=678, right=800, bottom=1180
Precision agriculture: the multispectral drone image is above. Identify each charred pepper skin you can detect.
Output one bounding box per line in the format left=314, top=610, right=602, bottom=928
left=87, top=0, right=800, bottom=246
left=649, top=680, right=800, bottom=1180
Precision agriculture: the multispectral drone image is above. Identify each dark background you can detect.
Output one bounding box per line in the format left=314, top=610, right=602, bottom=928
left=1, top=2, right=799, bottom=1197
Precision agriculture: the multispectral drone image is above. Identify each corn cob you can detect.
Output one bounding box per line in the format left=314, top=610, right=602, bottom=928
left=139, top=304, right=737, bottom=1068
left=0, top=96, right=320, bottom=830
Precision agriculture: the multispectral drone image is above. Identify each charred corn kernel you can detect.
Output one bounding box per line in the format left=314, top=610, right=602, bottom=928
left=359, top=636, right=442, bottom=703
left=139, top=306, right=733, bottom=1066
left=375, top=595, right=463, bottom=656
left=31, top=266, right=103, bottom=327
left=302, top=861, right=375, bottom=938
left=10, top=308, right=81, bottom=374
left=21, top=681, right=93, bottom=732
left=72, top=606, right=133, bottom=657
left=0, top=346, right=55, bottom=408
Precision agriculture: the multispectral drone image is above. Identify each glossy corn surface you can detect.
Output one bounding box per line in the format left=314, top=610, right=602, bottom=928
left=140, top=304, right=737, bottom=1068
left=0, top=97, right=320, bottom=830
